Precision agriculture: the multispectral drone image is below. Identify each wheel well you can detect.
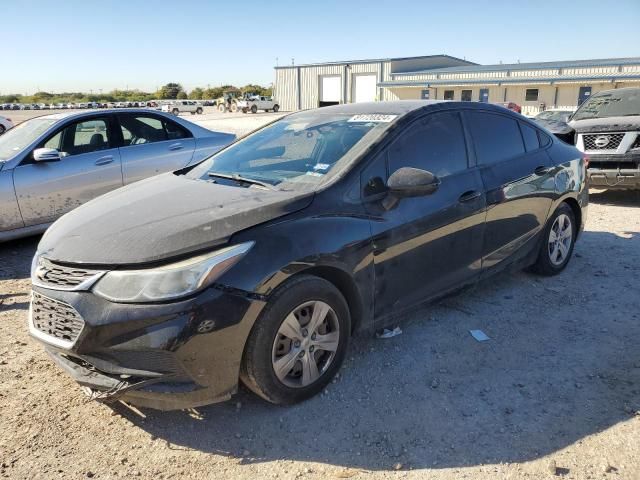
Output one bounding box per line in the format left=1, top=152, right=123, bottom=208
left=297, top=266, right=364, bottom=334
left=562, top=198, right=582, bottom=237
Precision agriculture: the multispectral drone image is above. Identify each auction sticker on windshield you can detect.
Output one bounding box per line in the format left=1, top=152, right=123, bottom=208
left=348, top=114, right=398, bottom=123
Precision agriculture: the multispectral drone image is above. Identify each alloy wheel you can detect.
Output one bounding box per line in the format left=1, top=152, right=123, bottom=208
left=548, top=213, right=573, bottom=266
left=271, top=300, right=340, bottom=388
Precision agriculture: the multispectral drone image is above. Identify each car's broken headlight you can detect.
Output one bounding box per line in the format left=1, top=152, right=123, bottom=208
left=93, top=242, right=254, bottom=303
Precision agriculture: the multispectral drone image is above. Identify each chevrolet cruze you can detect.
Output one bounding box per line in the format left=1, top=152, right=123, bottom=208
left=28, top=101, right=588, bottom=410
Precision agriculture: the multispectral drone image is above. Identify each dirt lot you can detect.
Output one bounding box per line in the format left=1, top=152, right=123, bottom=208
left=1, top=149, right=639, bottom=478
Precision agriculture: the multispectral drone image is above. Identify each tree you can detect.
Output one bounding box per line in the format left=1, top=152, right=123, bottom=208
left=157, top=83, right=184, bottom=99
left=188, top=87, right=204, bottom=100
left=177, top=91, right=188, bottom=99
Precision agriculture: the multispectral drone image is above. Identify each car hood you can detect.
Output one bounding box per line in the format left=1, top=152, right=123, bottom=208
left=569, top=115, right=640, bottom=133
left=39, top=173, right=313, bottom=266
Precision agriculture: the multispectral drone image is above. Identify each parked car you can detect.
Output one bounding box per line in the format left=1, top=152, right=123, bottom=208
left=161, top=100, right=203, bottom=115
left=495, top=101, right=522, bottom=114
left=0, top=109, right=235, bottom=242
left=26, top=101, right=587, bottom=410
left=533, top=109, right=575, bottom=144
left=0, top=115, right=13, bottom=135
left=237, top=95, right=280, bottom=114
left=569, top=87, right=640, bottom=190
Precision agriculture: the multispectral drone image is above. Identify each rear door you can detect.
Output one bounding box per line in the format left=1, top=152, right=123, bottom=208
left=116, top=113, right=196, bottom=184
left=363, top=110, right=486, bottom=319
left=463, top=109, right=555, bottom=271
left=13, top=115, right=123, bottom=226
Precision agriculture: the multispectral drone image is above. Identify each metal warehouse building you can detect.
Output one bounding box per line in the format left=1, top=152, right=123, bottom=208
left=274, top=54, right=640, bottom=115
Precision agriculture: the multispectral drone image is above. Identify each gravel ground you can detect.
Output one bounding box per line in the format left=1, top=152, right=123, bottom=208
left=1, top=140, right=639, bottom=478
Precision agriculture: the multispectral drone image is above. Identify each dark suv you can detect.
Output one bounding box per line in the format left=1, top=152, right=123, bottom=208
left=569, top=87, right=640, bottom=190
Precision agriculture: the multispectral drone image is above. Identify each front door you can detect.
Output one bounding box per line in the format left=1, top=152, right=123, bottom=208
left=463, top=109, right=555, bottom=271
left=117, top=113, right=196, bottom=184
left=13, top=116, right=123, bottom=226
left=362, top=110, right=486, bottom=320
left=479, top=89, right=489, bottom=103
left=578, top=86, right=592, bottom=106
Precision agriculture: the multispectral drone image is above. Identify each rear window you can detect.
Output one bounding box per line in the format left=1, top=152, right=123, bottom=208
left=520, top=122, right=540, bottom=152
left=466, top=111, right=525, bottom=165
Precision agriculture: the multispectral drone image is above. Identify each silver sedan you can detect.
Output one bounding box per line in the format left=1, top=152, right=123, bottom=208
left=0, top=109, right=235, bottom=241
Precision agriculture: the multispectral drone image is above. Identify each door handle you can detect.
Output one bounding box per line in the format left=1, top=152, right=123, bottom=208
left=169, top=143, right=183, bottom=151
left=458, top=190, right=482, bottom=203
left=534, top=166, right=551, bottom=175
left=95, top=155, right=114, bottom=165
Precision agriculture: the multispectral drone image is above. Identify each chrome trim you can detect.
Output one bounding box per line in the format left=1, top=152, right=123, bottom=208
left=28, top=292, right=82, bottom=349
left=31, top=257, right=106, bottom=292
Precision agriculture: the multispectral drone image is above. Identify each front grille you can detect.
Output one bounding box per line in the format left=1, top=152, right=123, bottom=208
left=34, top=257, right=102, bottom=289
left=583, top=133, right=625, bottom=150
left=632, top=136, right=640, bottom=150
left=31, top=292, right=84, bottom=344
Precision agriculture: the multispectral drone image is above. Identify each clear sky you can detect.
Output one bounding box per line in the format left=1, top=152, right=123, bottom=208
left=3, top=0, right=639, bottom=94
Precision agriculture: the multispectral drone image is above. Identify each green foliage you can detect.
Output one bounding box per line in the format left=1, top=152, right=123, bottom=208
left=157, top=83, right=184, bottom=99
left=176, top=91, right=188, bottom=99
left=188, top=87, right=204, bottom=100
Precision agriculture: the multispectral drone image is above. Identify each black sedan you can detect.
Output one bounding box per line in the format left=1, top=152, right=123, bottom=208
left=29, top=101, right=588, bottom=410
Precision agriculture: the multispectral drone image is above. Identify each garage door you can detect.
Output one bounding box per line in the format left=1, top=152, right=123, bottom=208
left=353, top=74, right=377, bottom=103
left=320, top=76, right=341, bottom=106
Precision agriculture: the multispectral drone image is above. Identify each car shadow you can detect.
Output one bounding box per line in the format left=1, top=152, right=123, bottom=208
left=112, top=229, right=640, bottom=472
left=0, top=235, right=39, bottom=282
left=589, top=188, right=640, bottom=207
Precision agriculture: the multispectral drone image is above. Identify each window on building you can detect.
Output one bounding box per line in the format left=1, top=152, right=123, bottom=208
left=466, top=111, right=525, bottom=165
left=388, top=112, right=468, bottom=177
left=525, top=89, right=539, bottom=102
left=461, top=90, right=472, bottom=102
left=444, top=90, right=454, bottom=100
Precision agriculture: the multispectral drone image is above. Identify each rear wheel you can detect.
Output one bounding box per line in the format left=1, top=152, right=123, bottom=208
left=218, top=103, right=226, bottom=113
left=251, top=105, right=258, bottom=114
left=196, top=107, right=203, bottom=114
left=273, top=104, right=280, bottom=113
left=0, top=125, right=5, bottom=135
left=241, top=275, right=350, bottom=404
left=531, top=203, right=576, bottom=275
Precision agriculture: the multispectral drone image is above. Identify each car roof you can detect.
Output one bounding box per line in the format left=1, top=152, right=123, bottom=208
left=310, top=100, right=447, bottom=116
left=31, top=109, right=171, bottom=122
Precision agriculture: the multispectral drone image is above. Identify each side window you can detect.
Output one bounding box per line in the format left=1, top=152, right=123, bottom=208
left=520, top=122, right=540, bottom=152
left=43, top=131, right=62, bottom=150
left=163, top=119, right=190, bottom=140
left=360, top=152, right=387, bottom=198
left=63, top=119, right=110, bottom=156
left=119, top=115, right=167, bottom=145
left=388, top=112, right=468, bottom=178
left=466, top=111, right=525, bottom=165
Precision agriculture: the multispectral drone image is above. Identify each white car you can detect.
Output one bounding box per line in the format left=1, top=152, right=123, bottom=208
left=0, top=115, right=14, bottom=135
left=238, top=96, right=280, bottom=114
left=161, top=100, right=203, bottom=115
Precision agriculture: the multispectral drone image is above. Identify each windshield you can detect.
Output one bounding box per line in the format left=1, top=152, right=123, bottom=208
left=572, top=89, right=640, bottom=121
left=187, top=111, right=396, bottom=191
left=0, top=118, right=57, bottom=161
left=536, top=110, right=571, bottom=122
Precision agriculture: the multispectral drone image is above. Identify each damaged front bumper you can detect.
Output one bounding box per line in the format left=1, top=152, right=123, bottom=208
left=28, top=284, right=265, bottom=410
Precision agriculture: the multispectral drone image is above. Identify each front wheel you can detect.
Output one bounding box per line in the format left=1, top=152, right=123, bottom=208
left=218, top=104, right=226, bottom=113
left=172, top=108, right=179, bottom=115
left=273, top=104, right=280, bottom=112
left=196, top=107, right=203, bottom=114
left=241, top=275, right=350, bottom=404
left=530, top=203, right=576, bottom=276
left=250, top=105, right=258, bottom=114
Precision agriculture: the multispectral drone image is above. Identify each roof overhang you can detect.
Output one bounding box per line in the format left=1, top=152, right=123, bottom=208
left=379, top=75, right=640, bottom=88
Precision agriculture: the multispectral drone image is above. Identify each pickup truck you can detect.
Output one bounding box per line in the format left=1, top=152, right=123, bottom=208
left=237, top=96, right=280, bottom=114
left=161, top=101, right=203, bottom=116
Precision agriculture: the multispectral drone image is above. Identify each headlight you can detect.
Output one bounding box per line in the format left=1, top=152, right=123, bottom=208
left=93, top=242, right=253, bottom=303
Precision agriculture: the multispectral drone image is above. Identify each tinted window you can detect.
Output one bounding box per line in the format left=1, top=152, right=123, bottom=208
left=388, top=112, right=468, bottom=177
left=164, top=119, right=190, bottom=140
left=444, top=90, right=454, bottom=100
left=466, top=111, right=525, bottom=165
left=525, top=89, right=539, bottom=101
left=461, top=90, right=472, bottom=102
left=120, top=115, right=166, bottom=145
left=520, top=122, right=540, bottom=152
left=61, top=119, right=110, bottom=156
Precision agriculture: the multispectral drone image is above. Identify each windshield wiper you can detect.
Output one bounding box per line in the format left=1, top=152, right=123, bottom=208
left=207, top=172, right=277, bottom=191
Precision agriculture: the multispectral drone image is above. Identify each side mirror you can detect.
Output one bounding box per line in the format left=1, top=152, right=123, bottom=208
left=387, top=167, right=440, bottom=197
left=33, top=148, right=62, bottom=162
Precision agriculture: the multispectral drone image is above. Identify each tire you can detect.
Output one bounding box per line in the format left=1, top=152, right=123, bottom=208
left=250, top=105, right=258, bottom=114
left=0, top=125, right=5, bottom=135
left=241, top=275, right=351, bottom=405
left=172, top=108, right=179, bottom=115
left=530, top=202, right=576, bottom=276
left=242, top=108, right=248, bottom=114
left=273, top=104, right=280, bottom=113
left=230, top=103, right=238, bottom=113
left=196, top=107, right=203, bottom=114
left=218, top=104, right=226, bottom=113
